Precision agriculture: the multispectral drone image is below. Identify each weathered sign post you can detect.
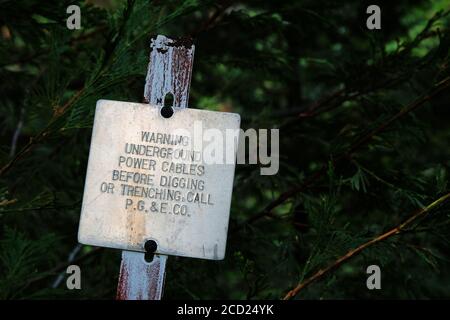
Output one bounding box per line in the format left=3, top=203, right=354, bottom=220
left=78, top=35, right=240, bottom=300
left=116, top=35, right=195, bottom=300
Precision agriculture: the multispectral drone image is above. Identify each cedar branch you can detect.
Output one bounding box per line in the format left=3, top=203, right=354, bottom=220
left=283, top=191, right=450, bottom=300
left=25, top=247, right=103, bottom=286
left=235, top=77, right=450, bottom=231
left=0, top=88, right=85, bottom=178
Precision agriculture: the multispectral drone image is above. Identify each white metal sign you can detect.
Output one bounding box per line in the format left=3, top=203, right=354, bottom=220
left=78, top=100, right=240, bottom=260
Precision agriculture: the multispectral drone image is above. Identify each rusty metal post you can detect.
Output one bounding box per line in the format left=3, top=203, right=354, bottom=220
left=117, top=252, right=167, bottom=300
left=116, top=35, right=195, bottom=300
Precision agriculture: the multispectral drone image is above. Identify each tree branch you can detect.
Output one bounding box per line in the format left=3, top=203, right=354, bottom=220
left=25, top=247, right=103, bottom=286
left=190, top=0, right=233, bottom=38
left=0, top=87, right=85, bottom=178
left=235, top=77, right=450, bottom=231
left=283, top=191, right=450, bottom=300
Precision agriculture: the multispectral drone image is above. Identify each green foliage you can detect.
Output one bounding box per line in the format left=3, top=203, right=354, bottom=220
left=0, top=228, right=60, bottom=299
left=1, top=0, right=450, bottom=299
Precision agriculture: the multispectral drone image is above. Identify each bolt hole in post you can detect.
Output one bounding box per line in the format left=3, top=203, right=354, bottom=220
left=144, top=253, right=154, bottom=263
left=160, top=92, right=174, bottom=118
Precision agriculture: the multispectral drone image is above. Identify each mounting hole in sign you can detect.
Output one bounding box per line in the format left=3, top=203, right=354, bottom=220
left=160, top=92, right=174, bottom=118
left=144, top=239, right=158, bottom=253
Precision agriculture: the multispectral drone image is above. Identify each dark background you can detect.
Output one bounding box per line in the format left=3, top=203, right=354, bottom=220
left=1, top=0, right=450, bottom=299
